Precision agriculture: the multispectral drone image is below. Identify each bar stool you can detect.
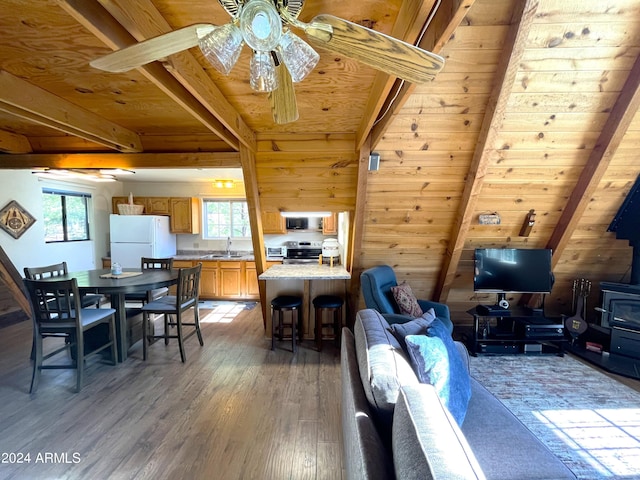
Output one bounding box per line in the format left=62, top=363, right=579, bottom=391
left=313, top=295, right=344, bottom=351
left=271, top=295, right=303, bottom=353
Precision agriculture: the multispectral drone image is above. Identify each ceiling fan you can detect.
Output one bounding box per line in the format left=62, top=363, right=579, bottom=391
left=90, top=0, right=445, bottom=124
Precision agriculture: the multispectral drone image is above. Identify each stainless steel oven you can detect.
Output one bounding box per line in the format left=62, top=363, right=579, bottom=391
left=283, top=241, right=322, bottom=264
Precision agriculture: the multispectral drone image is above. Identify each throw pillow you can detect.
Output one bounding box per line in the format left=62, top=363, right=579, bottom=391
left=404, top=319, right=472, bottom=425
left=390, top=283, right=423, bottom=318
left=388, top=308, right=436, bottom=351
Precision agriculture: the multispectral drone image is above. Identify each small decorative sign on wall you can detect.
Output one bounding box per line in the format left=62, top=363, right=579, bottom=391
left=0, top=200, right=36, bottom=239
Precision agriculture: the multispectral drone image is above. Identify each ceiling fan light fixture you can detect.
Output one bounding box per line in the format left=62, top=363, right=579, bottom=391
left=277, top=30, right=319, bottom=83
left=199, top=23, right=243, bottom=75
left=239, top=0, right=282, bottom=51
left=250, top=50, right=278, bottom=92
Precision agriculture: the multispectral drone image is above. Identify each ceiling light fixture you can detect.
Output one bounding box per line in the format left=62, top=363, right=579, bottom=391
left=214, top=179, right=235, bottom=188
left=32, top=168, right=118, bottom=182
left=198, top=0, right=319, bottom=93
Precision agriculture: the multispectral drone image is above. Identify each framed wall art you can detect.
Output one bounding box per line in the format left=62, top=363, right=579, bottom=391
left=0, top=200, right=36, bottom=239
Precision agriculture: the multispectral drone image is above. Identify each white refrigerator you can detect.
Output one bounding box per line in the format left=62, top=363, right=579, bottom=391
left=109, top=214, right=177, bottom=268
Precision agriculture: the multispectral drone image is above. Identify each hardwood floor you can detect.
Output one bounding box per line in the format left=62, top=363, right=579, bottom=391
left=0, top=304, right=344, bottom=480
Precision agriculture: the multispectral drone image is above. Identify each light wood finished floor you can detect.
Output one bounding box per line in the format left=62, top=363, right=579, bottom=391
left=0, top=304, right=344, bottom=480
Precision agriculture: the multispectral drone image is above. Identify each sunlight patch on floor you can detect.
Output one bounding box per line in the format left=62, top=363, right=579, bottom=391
left=534, top=408, right=640, bottom=478
left=200, top=303, right=246, bottom=323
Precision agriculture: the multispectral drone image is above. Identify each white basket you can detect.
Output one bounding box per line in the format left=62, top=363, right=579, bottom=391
left=118, top=204, right=144, bottom=215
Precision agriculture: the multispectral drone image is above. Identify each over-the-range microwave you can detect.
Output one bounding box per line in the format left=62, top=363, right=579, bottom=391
left=285, top=217, right=308, bottom=230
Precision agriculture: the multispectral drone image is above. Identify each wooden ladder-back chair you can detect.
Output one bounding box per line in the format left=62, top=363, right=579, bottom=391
left=23, top=277, right=117, bottom=393
left=141, top=263, right=203, bottom=362
left=24, top=261, right=103, bottom=308
left=125, top=257, right=174, bottom=305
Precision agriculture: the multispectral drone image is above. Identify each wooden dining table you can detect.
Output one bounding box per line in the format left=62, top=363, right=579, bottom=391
left=42, top=268, right=179, bottom=362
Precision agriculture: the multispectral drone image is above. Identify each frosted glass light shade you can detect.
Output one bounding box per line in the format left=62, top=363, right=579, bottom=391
left=239, top=0, right=282, bottom=51
left=250, top=51, right=278, bottom=92
left=199, top=23, right=243, bottom=75
left=278, top=30, right=319, bottom=83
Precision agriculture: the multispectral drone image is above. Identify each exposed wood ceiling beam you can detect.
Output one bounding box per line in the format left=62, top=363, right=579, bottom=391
left=368, top=0, right=476, bottom=149
left=355, top=0, right=437, bottom=150
left=0, top=128, right=32, bottom=154
left=0, top=70, right=142, bottom=153
left=0, top=152, right=240, bottom=169
left=57, top=0, right=254, bottom=153
left=433, top=0, right=538, bottom=302
left=545, top=52, right=640, bottom=267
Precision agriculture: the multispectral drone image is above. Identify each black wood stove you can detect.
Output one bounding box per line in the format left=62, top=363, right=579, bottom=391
left=600, top=174, right=640, bottom=359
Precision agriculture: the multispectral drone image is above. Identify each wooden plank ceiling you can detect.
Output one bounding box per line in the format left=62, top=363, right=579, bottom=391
left=1, top=0, right=640, bottom=322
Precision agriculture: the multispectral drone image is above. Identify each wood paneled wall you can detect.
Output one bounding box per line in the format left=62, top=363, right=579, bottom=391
left=255, top=134, right=359, bottom=213
left=363, top=0, right=640, bottom=324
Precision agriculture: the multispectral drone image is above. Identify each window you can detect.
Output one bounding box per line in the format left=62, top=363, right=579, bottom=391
left=203, top=199, right=251, bottom=238
left=42, top=189, right=91, bottom=242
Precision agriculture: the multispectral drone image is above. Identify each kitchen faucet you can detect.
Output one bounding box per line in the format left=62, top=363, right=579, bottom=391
left=226, top=236, right=232, bottom=255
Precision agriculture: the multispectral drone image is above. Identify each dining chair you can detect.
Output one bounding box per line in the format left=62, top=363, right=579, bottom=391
left=23, top=277, right=118, bottom=393
left=24, top=262, right=104, bottom=308
left=125, top=257, right=174, bottom=306
left=141, top=263, right=203, bottom=363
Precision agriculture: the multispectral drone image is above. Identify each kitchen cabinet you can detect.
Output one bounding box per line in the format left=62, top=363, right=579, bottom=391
left=245, top=262, right=259, bottom=297
left=219, top=261, right=243, bottom=298
left=262, top=211, right=286, bottom=234
left=145, top=197, right=170, bottom=215
left=171, top=259, right=262, bottom=300
left=322, top=213, right=337, bottom=234
left=169, top=197, right=200, bottom=234
left=199, top=261, right=218, bottom=298
left=112, top=196, right=169, bottom=215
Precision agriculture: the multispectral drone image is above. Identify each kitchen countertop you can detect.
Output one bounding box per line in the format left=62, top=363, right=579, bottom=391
left=173, top=251, right=254, bottom=261
left=259, top=263, right=351, bottom=280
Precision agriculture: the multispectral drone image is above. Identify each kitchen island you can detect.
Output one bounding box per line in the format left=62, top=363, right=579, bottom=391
left=259, top=263, right=351, bottom=343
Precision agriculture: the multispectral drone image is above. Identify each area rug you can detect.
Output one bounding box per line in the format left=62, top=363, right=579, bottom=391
left=470, top=354, right=640, bottom=479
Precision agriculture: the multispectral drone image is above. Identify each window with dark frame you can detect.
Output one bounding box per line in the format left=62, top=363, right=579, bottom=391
left=203, top=199, right=251, bottom=239
left=42, top=189, right=91, bottom=242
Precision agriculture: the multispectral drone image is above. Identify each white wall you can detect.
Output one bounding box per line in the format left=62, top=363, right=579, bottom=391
left=0, top=171, right=122, bottom=274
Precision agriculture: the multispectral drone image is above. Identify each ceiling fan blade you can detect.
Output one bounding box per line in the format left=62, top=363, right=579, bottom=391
left=269, top=65, right=299, bottom=124
left=90, top=24, right=216, bottom=73
left=304, top=14, right=444, bottom=84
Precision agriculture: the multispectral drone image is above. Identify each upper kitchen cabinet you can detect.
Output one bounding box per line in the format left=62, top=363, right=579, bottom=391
left=322, top=213, right=337, bottom=235
left=169, top=197, right=200, bottom=234
left=146, top=197, right=170, bottom=215
left=111, top=196, right=169, bottom=215
left=262, top=211, right=286, bottom=234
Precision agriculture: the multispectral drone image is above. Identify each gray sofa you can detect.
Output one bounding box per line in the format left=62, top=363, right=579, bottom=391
left=341, top=309, right=576, bottom=480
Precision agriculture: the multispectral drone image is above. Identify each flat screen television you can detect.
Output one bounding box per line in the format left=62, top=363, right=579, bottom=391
left=474, top=248, right=553, bottom=294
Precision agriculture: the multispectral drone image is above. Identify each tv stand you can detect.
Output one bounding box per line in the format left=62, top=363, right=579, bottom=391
left=468, top=306, right=566, bottom=356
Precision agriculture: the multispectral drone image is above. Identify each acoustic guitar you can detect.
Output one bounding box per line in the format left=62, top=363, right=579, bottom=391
left=565, top=278, right=590, bottom=342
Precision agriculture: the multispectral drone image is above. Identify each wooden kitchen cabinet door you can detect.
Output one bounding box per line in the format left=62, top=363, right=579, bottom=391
left=199, top=261, right=218, bottom=299
left=245, top=262, right=259, bottom=298
left=322, top=213, right=337, bottom=234
left=219, top=262, right=243, bottom=298
left=145, top=197, right=170, bottom=215
left=262, top=211, right=286, bottom=234
left=169, top=197, right=200, bottom=234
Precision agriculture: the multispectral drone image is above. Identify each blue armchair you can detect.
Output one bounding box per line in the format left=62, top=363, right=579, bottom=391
left=360, top=265, right=453, bottom=333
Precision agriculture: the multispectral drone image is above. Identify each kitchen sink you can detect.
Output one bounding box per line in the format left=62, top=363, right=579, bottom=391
left=200, top=253, right=243, bottom=259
